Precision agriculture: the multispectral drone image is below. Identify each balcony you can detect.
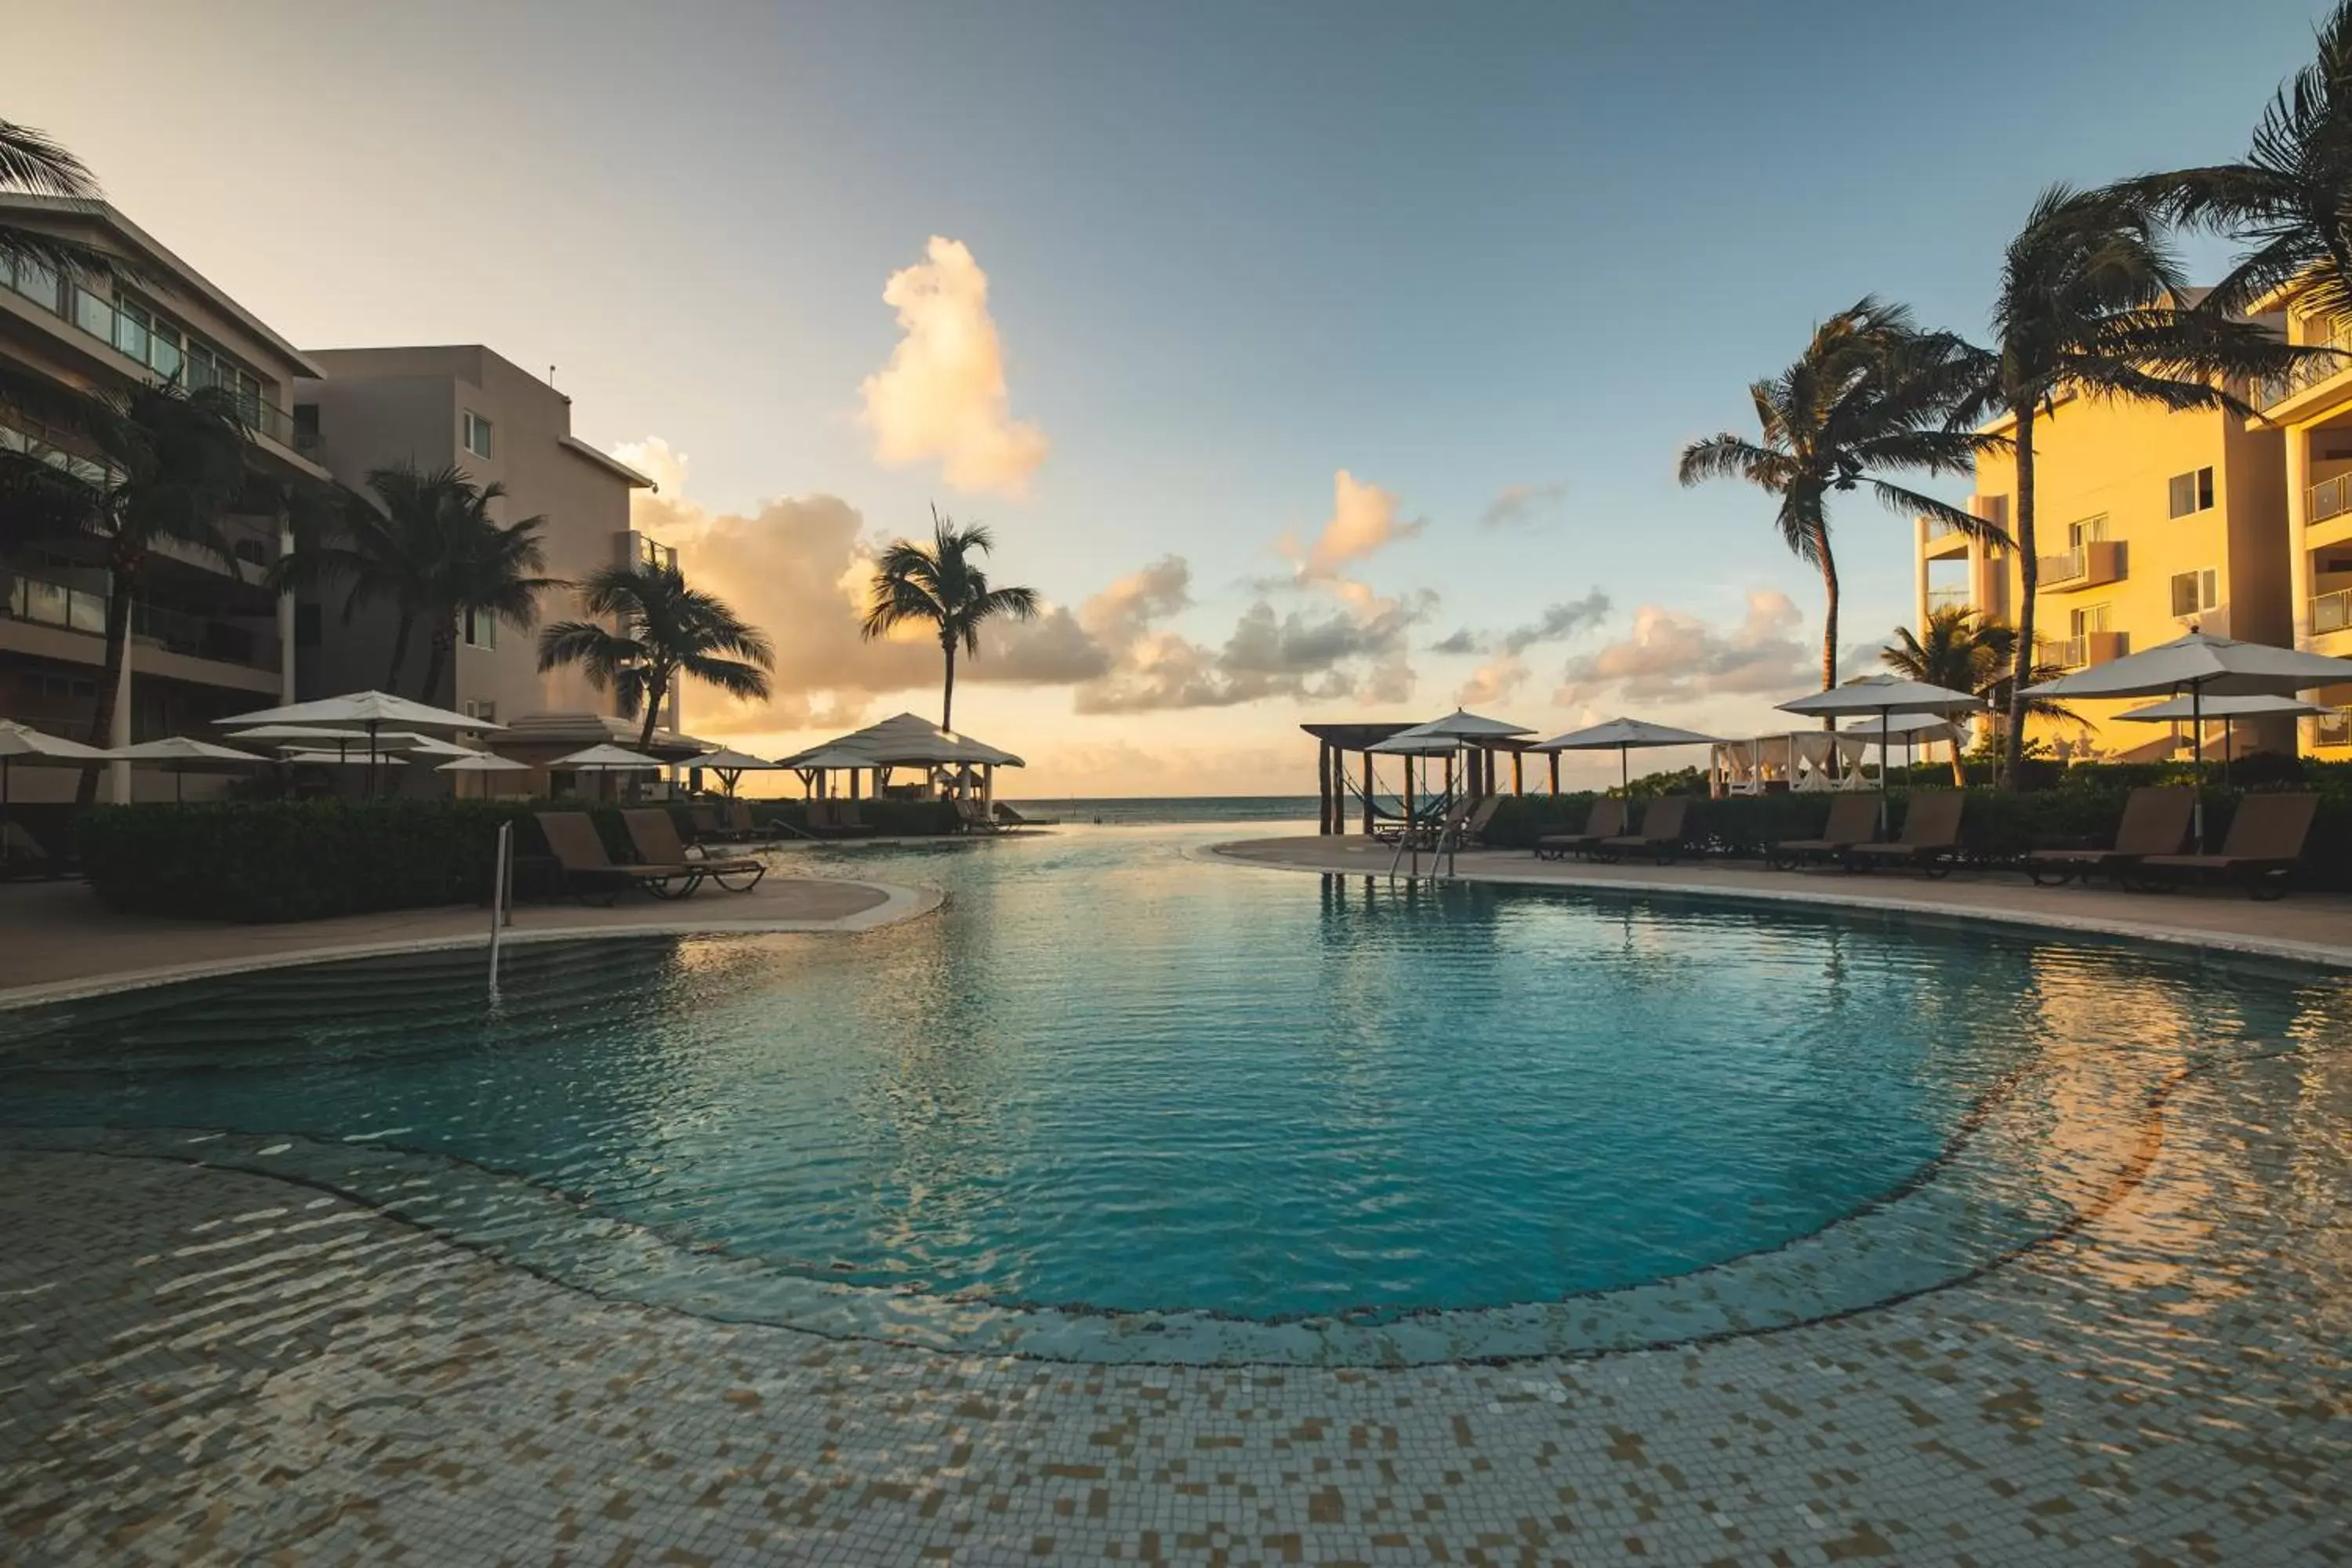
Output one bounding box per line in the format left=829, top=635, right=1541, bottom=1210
left=1926, top=585, right=1970, bottom=615
left=2310, top=473, right=2352, bottom=527
left=1, top=263, right=299, bottom=449
left=2048, top=630, right=2129, bottom=670
left=3, top=570, right=279, bottom=673
left=2315, top=708, right=2352, bottom=748
left=1922, top=518, right=1971, bottom=559
left=2259, top=321, right=2352, bottom=408
left=2314, top=586, right=2352, bottom=636
left=2036, top=539, right=2126, bottom=592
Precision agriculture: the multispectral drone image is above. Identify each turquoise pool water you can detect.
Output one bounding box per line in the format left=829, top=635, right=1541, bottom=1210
left=2, top=826, right=2340, bottom=1352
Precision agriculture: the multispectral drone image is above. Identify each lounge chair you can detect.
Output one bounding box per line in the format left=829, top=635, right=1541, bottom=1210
left=2135, top=793, right=2319, bottom=900
left=2024, top=787, right=2192, bottom=887
left=622, top=808, right=767, bottom=893
left=993, top=802, right=1055, bottom=827
left=1457, top=793, right=1507, bottom=848
left=831, top=799, right=871, bottom=836
left=1595, top=797, right=1690, bottom=864
left=688, top=803, right=750, bottom=845
left=1843, top=791, right=1965, bottom=877
left=0, top=820, right=52, bottom=880
left=727, top=800, right=793, bottom=841
left=954, top=797, right=1004, bottom=833
left=1423, top=793, right=1490, bottom=850
left=534, top=811, right=699, bottom=903
left=1766, top=794, right=1879, bottom=870
left=1534, top=797, right=1625, bottom=860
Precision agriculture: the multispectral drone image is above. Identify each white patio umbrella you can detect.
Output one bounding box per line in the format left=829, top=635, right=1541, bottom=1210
left=220, top=691, right=500, bottom=797
left=282, top=750, right=408, bottom=767
left=2112, top=692, right=2332, bottom=775
left=1528, top=717, right=1722, bottom=794
left=1370, top=711, right=1531, bottom=865
left=552, top=743, right=666, bottom=770
left=2026, top=630, right=2352, bottom=847
left=1780, top=675, right=1985, bottom=826
left=1841, top=712, right=1965, bottom=781
left=786, top=746, right=879, bottom=799
left=103, top=736, right=270, bottom=803
left=0, top=720, right=109, bottom=805
left=438, top=751, right=531, bottom=799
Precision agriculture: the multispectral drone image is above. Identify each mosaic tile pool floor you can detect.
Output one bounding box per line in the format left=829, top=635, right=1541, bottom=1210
left=3, top=1034, right=2346, bottom=1566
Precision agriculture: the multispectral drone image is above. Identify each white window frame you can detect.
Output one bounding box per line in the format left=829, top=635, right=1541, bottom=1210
left=460, top=606, right=498, bottom=651
left=2169, top=568, right=2220, bottom=618
left=2167, top=466, right=2215, bottom=519
left=463, top=410, right=493, bottom=459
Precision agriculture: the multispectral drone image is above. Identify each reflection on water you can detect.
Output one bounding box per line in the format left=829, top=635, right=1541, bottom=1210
left=1, top=826, right=2344, bottom=1328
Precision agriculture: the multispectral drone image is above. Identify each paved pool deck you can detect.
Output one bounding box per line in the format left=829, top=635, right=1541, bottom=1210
left=1, top=832, right=2347, bottom=1565
left=1214, top=834, right=2352, bottom=971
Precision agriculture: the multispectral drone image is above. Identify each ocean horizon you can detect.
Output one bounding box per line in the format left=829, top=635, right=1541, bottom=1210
left=999, top=795, right=1321, bottom=826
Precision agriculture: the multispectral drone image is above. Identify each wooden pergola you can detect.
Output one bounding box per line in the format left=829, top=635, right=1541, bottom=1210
left=1301, top=723, right=1554, bottom=837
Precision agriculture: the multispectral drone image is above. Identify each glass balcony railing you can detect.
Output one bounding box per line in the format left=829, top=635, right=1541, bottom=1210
left=2314, top=586, right=2352, bottom=635
left=2309, top=473, right=2352, bottom=525
left=1, top=260, right=297, bottom=448
left=2, top=570, right=278, bottom=671
left=2259, top=321, right=2352, bottom=407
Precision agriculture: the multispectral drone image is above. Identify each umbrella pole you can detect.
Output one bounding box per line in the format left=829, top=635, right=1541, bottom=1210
left=1619, top=746, right=1628, bottom=795
left=2191, top=684, right=2205, bottom=853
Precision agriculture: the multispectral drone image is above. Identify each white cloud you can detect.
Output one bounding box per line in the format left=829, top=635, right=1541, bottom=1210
left=1556, top=590, right=1814, bottom=708
left=1456, top=655, right=1528, bottom=708
left=858, top=237, right=1049, bottom=495
left=1431, top=589, right=1611, bottom=658
left=1281, top=470, right=1423, bottom=579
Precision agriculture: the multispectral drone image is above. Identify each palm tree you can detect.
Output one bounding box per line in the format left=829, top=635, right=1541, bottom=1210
left=859, top=507, right=1040, bottom=731
left=2117, top=1, right=2352, bottom=321
left=537, top=561, right=775, bottom=750
left=0, top=380, right=250, bottom=799
left=0, top=118, right=129, bottom=286
left=1945, top=186, right=2314, bottom=784
left=274, top=460, right=560, bottom=699
left=1678, top=299, right=1999, bottom=704
left=1882, top=606, right=2080, bottom=781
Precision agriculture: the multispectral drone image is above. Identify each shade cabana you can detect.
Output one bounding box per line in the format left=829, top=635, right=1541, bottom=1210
left=1300, top=721, right=1421, bottom=836
left=779, top=712, right=1025, bottom=804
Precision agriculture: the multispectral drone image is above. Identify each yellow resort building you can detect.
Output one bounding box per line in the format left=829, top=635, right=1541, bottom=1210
left=1914, top=387, right=2296, bottom=760
left=2255, top=270, right=2352, bottom=757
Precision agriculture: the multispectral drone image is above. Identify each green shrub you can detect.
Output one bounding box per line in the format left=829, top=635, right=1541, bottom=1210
left=78, top=799, right=546, bottom=922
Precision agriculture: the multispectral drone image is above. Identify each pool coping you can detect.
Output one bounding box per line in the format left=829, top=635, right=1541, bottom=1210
left=1203, top=838, right=2352, bottom=974
left=0, top=877, right=942, bottom=1013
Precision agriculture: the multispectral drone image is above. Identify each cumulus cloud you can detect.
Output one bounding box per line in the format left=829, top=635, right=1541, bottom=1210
left=1456, top=654, right=1528, bottom=708
left=858, top=237, right=1049, bottom=495
left=605, top=438, right=1096, bottom=735
left=1479, top=481, right=1566, bottom=529
left=1556, top=590, right=1813, bottom=707
left=1280, top=470, right=1424, bottom=579
left=1075, top=589, right=1434, bottom=715
left=1431, top=588, right=1611, bottom=658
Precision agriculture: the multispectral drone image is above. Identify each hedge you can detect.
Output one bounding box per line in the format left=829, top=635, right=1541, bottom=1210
left=746, top=797, right=961, bottom=837
left=74, top=796, right=969, bottom=922
left=1481, top=779, right=2352, bottom=891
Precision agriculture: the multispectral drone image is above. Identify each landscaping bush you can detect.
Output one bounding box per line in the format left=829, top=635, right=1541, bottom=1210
left=78, top=799, right=547, bottom=922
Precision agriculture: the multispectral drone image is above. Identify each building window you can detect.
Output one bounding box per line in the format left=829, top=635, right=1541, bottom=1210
left=2070, top=603, right=2112, bottom=637
left=463, top=411, right=493, bottom=459
left=2168, top=466, right=2215, bottom=517
left=232, top=538, right=269, bottom=568
left=463, top=698, right=497, bottom=726
left=2170, top=568, right=2220, bottom=618
left=461, top=606, right=498, bottom=650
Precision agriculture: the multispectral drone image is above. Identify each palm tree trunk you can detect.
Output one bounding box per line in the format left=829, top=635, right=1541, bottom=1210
left=2002, top=403, right=2038, bottom=789
left=637, top=672, right=667, bottom=751
left=1816, top=544, right=1840, bottom=731
left=940, top=637, right=957, bottom=731
left=417, top=619, right=453, bottom=706
left=384, top=612, right=416, bottom=694
left=74, top=565, right=136, bottom=805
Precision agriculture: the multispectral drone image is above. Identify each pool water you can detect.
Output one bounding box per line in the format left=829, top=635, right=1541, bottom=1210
left=1, top=826, right=2339, bottom=1344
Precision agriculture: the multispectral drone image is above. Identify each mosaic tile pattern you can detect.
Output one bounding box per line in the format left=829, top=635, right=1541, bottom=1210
left=3, top=1043, right=2347, bottom=1566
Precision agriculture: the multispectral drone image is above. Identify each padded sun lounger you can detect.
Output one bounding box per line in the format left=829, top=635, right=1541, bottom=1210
left=955, top=797, right=1004, bottom=833
left=1535, top=797, right=1625, bottom=860
left=2136, top=793, right=2318, bottom=900
left=535, top=811, right=699, bottom=904
left=727, top=800, right=792, bottom=840
left=1843, top=791, right=1965, bottom=877
left=1595, top=797, right=1690, bottom=864
left=2025, top=787, right=2192, bottom=886
left=1767, top=794, right=1879, bottom=869
left=1457, top=793, right=1507, bottom=848
left=622, top=809, right=766, bottom=893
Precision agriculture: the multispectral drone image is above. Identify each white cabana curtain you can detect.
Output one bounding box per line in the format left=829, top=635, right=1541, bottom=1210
left=1711, top=734, right=1869, bottom=796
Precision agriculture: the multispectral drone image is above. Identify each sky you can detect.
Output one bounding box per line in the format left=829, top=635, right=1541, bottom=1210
left=3, top=0, right=2331, bottom=794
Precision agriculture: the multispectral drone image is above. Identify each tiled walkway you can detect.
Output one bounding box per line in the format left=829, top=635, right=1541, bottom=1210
left=2, top=838, right=2347, bottom=1564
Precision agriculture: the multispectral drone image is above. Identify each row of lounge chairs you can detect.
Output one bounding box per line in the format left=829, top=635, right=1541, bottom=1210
left=1376, top=793, right=1508, bottom=850
left=536, top=810, right=768, bottom=903
left=1531, top=788, right=2320, bottom=898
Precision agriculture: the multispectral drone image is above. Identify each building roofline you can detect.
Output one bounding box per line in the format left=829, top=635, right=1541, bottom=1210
left=0, top=195, right=327, bottom=379
left=561, top=436, right=657, bottom=490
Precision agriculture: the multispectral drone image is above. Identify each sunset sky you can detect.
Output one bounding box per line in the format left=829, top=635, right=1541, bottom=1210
left=5, top=1, right=2325, bottom=794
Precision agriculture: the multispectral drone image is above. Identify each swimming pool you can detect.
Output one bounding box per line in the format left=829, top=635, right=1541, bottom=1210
left=3, top=826, right=2340, bottom=1364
